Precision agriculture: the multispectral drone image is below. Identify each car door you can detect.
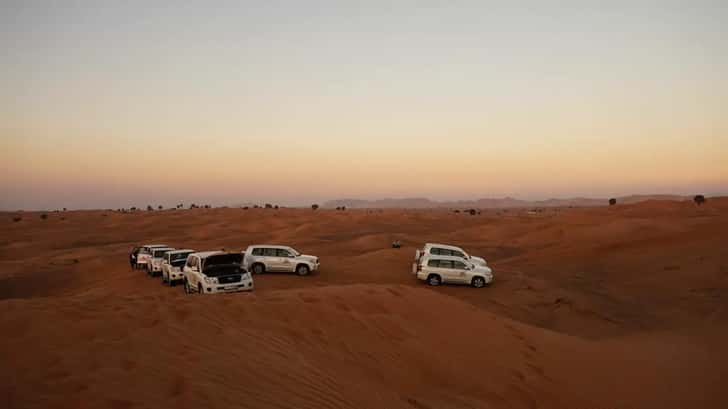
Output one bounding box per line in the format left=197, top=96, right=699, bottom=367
left=435, top=260, right=458, bottom=283
left=262, top=248, right=280, bottom=271
left=187, top=256, right=200, bottom=287
left=450, top=260, right=470, bottom=284
left=276, top=248, right=296, bottom=272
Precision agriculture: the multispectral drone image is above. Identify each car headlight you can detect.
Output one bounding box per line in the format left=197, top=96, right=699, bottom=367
left=203, top=277, right=218, bottom=284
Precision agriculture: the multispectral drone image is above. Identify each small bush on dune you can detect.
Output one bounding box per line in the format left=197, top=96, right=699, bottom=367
left=158, top=205, right=163, bottom=210
left=12, top=216, right=22, bottom=222
left=609, top=198, right=617, bottom=206
left=468, top=209, right=477, bottom=216
left=694, top=195, right=706, bottom=205
left=454, top=209, right=460, bottom=213
left=274, top=205, right=279, bottom=209
left=265, top=203, right=273, bottom=209
left=311, top=204, right=319, bottom=210
left=40, top=214, right=48, bottom=220
left=147, top=205, right=153, bottom=211
left=243, top=206, right=249, bottom=210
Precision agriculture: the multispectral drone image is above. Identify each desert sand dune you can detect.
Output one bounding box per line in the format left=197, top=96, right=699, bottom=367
left=1, top=199, right=727, bottom=408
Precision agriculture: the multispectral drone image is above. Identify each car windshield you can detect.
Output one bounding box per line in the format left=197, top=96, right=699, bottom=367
left=153, top=249, right=170, bottom=258
left=170, top=252, right=191, bottom=262
left=204, top=253, right=243, bottom=268
left=203, top=264, right=243, bottom=277
left=289, top=248, right=301, bottom=256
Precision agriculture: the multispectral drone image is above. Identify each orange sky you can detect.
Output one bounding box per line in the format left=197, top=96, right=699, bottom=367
left=2, top=2, right=727, bottom=209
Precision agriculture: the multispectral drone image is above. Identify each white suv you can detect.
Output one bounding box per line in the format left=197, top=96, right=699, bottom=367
left=415, top=243, right=488, bottom=267
left=136, top=244, right=169, bottom=270
left=243, top=245, right=319, bottom=276
left=161, top=249, right=195, bottom=286
left=183, top=251, right=253, bottom=294
left=147, top=247, right=175, bottom=276
left=414, top=255, right=493, bottom=288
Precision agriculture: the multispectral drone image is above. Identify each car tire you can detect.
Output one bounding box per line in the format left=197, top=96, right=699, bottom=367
left=427, top=274, right=441, bottom=286
left=252, top=263, right=265, bottom=274
left=198, top=283, right=204, bottom=295
left=296, top=264, right=310, bottom=276
left=471, top=276, right=485, bottom=288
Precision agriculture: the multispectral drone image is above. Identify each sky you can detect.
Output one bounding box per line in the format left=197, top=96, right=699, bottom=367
left=2, top=1, right=727, bottom=210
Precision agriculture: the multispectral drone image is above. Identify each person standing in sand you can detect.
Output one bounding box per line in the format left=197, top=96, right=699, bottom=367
left=129, top=247, right=139, bottom=270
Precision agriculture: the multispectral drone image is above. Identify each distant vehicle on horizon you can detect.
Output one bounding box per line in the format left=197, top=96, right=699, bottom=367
left=243, top=245, right=320, bottom=276
left=183, top=251, right=253, bottom=294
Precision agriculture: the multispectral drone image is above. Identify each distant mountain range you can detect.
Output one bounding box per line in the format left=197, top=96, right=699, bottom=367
left=322, top=195, right=692, bottom=209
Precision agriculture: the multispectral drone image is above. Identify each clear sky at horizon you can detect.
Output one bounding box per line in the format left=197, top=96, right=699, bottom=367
left=2, top=1, right=727, bottom=210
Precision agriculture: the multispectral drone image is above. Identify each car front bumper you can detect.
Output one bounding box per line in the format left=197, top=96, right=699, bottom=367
left=204, top=281, right=254, bottom=294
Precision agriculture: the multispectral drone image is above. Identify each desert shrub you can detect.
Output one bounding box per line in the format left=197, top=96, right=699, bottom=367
left=130, top=207, right=137, bottom=211
left=12, top=216, right=22, bottom=222
left=609, top=198, right=617, bottom=206
left=146, top=205, right=153, bottom=211
left=341, top=206, right=346, bottom=211
left=454, top=209, right=460, bottom=213
left=243, top=206, right=249, bottom=210
left=265, top=203, right=273, bottom=209
left=62, top=207, right=67, bottom=211
left=40, top=213, right=48, bottom=220
left=158, top=205, right=163, bottom=210
left=468, top=209, right=477, bottom=216
left=311, top=204, right=319, bottom=210
left=204, top=204, right=211, bottom=209
left=694, top=195, right=706, bottom=205
left=274, top=205, right=279, bottom=209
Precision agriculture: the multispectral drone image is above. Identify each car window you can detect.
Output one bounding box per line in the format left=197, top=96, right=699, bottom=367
left=452, top=260, right=467, bottom=270
left=439, top=260, right=454, bottom=268
left=276, top=249, right=292, bottom=257
left=452, top=250, right=465, bottom=258
left=262, top=248, right=277, bottom=257
left=430, top=248, right=443, bottom=255
left=252, top=248, right=264, bottom=256
left=427, top=259, right=440, bottom=267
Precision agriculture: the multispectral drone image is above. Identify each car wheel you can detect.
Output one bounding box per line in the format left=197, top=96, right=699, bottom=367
left=472, top=276, right=485, bottom=288
left=170, top=279, right=176, bottom=287
left=198, top=283, right=204, bottom=295
left=427, top=274, right=441, bottom=286
left=296, top=264, right=310, bottom=276
left=253, top=263, right=265, bottom=274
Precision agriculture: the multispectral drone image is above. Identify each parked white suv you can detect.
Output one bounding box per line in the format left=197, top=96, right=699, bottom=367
left=415, top=243, right=488, bottom=267
left=147, top=247, right=175, bottom=276
left=161, top=249, right=195, bottom=286
left=414, top=255, right=493, bottom=288
left=183, top=251, right=253, bottom=294
left=243, top=245, right=319, bottom=276
left=136, top=244, right=169, bottom=271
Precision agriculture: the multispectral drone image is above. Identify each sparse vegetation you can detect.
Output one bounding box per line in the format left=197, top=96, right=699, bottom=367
left=158, top=205, right=163, bottom=210
left=12, top=216, right=22, bottom=222
left=274, top=205, right=279, bottom=209
left=609, top=198, right=617, bottom=206
left=62, top=207, right=67, bottom=211
left=694, top=195, right=706, bottom=205
left=40, top=213, right=48, bottom=220
left=468, top=209, right=477, bottom=216
left=265, top=203, right=273, bottom=209
left=243, top=206, right=249, bottom=210
left=454, top=209, right=460, bottom=213
left=312, top=204, right=319, bottom=210
left=147, top=205, right=154, bottom=211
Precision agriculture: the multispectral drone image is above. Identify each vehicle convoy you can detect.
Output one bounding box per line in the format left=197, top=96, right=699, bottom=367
left=415, top=243, right=489, bottom=267
left=243, top=245, right=320, bottom=276
left=413, top=254, right=493, bottom=288
left=161, top=249, right=195, bottom=286
left=147, top=247, right=175, bottom=276
left=183, top=251, right=253, bottom=294
left=136, top=244, right=169, bottom=270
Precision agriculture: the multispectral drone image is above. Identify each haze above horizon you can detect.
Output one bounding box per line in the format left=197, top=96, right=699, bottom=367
left=2, top=1, right=727, bottom=210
